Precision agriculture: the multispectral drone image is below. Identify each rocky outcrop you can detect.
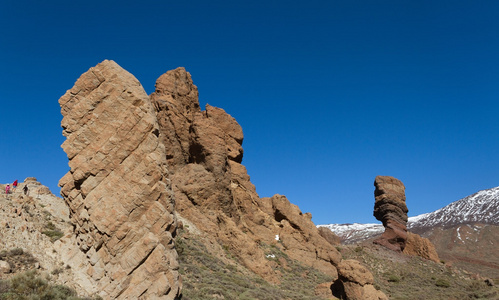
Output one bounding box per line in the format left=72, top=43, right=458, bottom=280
left=0, top=179, right=71, bottom=281
left=0, top=261, right=10, bottom=274
left=332, top=259, right=388, bottom=300
left=373, top=175, right=409, bottom=252
left=58, top=60, right=180, bottom=299
left=150, top=66, right=386, bottom=299
left=403, top=232, right=440, bottom=263
left=318, top=225, right=341, bottom=246
left=150, top=67, right=343, bottom=282
left=55, top=60, right=386, bottom=300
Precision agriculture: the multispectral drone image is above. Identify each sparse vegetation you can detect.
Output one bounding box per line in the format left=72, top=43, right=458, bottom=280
left=0, top=270, right=99, bottom=300
left=0, top=248, right=37, bottom=273
left=387, top=274, right=401, bottom=283
left=434, top=278, right=450, bottom=288
left=339, top=243, right=499, bottom=299
left=41, top=221, right=64, bottom=242
left=4, top=248, right=24, bottom=257
left=51, top=268, right=63, bottom=276
left=175, top=229, right=333, bottom=299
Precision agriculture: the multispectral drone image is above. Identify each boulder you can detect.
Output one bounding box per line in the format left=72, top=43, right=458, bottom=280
left=0, top=260, right=11, bottom=274
left=332, top=259, right=388, bottom=300
left=404, top=232, right=440, bottom=263
left=318, top=226, right=341, bottom=246
left=58, top=60, right=180, bottom=299
left=373, top=176, right=408, bottom=252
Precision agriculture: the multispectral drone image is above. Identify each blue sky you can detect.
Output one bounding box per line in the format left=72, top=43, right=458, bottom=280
left=1, top=1, right=498, bottom=225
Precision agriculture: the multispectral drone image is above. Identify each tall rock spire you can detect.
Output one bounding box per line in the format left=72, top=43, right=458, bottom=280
left=373, top=175, right=409, bottom=252
left=58, top=60, right=181, bottom=299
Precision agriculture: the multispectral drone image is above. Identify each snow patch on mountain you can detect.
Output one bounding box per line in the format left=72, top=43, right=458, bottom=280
left=408, top=186, right=499, bottom=231
left=318, top=223, right=384, bottom=244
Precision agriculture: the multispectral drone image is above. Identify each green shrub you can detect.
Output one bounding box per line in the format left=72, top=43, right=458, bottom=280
left=435, top=278, right=450, bottom=288
left=387, top=274, right=401, bottom=283
left=9, top=248, right=24, bottom=256
left=42, top=230, right=64, bottom=242
left=51, top=268, right=64, bottom=275
left=0, top=270, right=99, bottom=299
left=46, top=221, right=57, bottom=231
left=42, top=222, right=64, bottom=242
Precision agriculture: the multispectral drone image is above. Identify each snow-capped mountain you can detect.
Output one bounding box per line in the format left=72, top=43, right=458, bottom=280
left=319, top=186, right=499, bottom=243
left=319, top=223, right=383, bottom=244
left=408, top=186, right=499, bottom=232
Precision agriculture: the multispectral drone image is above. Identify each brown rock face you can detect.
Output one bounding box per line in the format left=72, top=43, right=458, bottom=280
left=373, top=175, right=409, bottom=252
left=150, top=67, right=342, bottom=282
left=332, top=260, right=388, bottom=300
left=318, top=225, right=341, bottom=246
left=58, top=61, right=387, bottom=300
left=58, top=60, right=180, bottom=299
left=404, top=232, right=440, bottom=263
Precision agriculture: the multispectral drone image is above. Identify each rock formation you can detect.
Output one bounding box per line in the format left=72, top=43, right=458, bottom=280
left=58, top=60, right=180, bottom=299
left=332, top=259, right=388, bottom=300
left=318, top=226, right=341, bottom=246
left=373, top=175, right=409, bottom=252
left=149, top=66, right=386, bottom=298
left=403, top=232, right=440, bottom=263
left=56, top=60, right=386, bottom=299
left=150, top=67, right=343, bottom=282
left=0, top=178, right=70, bottom=279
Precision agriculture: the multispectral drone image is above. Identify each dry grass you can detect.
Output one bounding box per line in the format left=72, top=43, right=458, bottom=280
left=41, top=221, right=64, bottom=242
left=175, top=229, right=333, bottom=300
left=0, top=248, right=37, bottom=274
left=340, top=244, right=499, bottom=300
left=0, top=270, right=101, bottom=300
left=0, top=248, right=100, bottom=300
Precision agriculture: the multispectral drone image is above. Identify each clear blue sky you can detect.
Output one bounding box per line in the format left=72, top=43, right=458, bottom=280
left=1, top=1, right=498, bottom=225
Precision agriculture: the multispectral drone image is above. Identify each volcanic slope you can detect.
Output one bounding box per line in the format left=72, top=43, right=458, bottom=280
left=320, top=186, right=499, bottom=279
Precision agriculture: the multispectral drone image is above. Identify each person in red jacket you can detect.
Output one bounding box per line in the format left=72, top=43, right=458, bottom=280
left=13, top=180, right=18, bottom=190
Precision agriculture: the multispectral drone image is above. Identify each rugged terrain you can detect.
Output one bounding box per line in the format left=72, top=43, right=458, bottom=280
left=2, top=179, right=497, bottom=299
left=338, top=242, right=498, bottom=300
left=53, top=60, right=385, bottom=299
left=2, top=60, right=497, bottom=299
left=321, top=185, right=499, bottom=281
left=0, top=178, right=98, bottom=299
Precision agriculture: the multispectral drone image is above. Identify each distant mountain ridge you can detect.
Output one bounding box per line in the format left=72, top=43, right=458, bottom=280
left=320, top=186, right=499, bottom=243
left=409, top=186, right=499, bottom=232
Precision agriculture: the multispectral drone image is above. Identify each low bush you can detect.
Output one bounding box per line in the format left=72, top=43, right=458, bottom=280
left=0, top=270, right=95, bottom=299
left=387, top=274, right=401, bottom=283
left=42, top=222, right=64, bottom=242
left=435, top=278, right=450, bottom=288
left=176, top=230, right=333, bottom=300
left=9, top=248, right=24, bottom=256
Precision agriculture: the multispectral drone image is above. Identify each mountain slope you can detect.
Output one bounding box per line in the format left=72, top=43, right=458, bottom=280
left=409, top=186, right=499, bottom=232
left=320, top=185, right=499, bottom=242
left=320, top=185, right=499, bottom=279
